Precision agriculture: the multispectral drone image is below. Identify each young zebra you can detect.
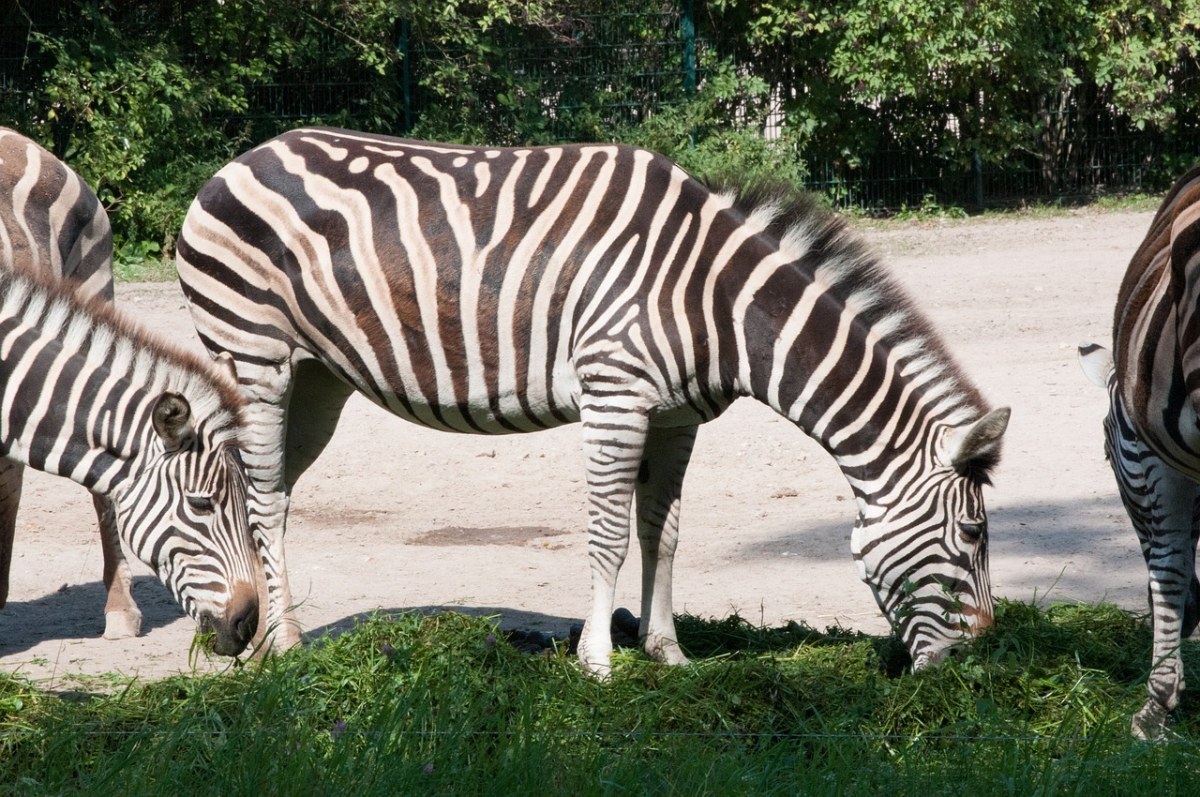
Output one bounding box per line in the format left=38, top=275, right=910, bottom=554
left=0, top=127, right=143, bottom=640
left=177, top=127, right=1009, bottom=673
left=1080, top=167, right=1200, bottom=738
left=0, top=263, right=261, bottom=656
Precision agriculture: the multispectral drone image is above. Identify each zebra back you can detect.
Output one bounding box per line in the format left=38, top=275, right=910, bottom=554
left=1111, top=167, right=1200, bottom=474
left=0, top=128, right=113, bottom=300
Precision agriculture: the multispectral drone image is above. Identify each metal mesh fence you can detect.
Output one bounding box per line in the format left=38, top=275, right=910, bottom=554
left=2, top=3, right=1199, bottom=210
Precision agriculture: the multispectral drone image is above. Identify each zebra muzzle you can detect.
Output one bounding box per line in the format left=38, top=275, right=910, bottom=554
left=199, top=584, right=260, bottom=656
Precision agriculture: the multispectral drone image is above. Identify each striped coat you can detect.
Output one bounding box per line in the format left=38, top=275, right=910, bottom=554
left=1080, top=166, right=1200, bottom=738
left=0, top=263, right=261, bottom=655
left=0, top=128, right=143, bottom=640
left=178, top=127, right=1009, bottom=672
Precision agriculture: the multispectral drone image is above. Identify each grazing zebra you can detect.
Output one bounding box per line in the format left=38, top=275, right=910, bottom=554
left=176, top=127, right=1009, bottom=673
left=1079, top=166, right=1200, bottom=738
left=0, top=263, right=261, bottom=655
left=0, top=127, right=143, bottom=640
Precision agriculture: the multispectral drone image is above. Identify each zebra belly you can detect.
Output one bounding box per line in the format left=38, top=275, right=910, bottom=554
left=330, top=355, right=584, bottom=436
left=322, top=352, right=718, bottom=435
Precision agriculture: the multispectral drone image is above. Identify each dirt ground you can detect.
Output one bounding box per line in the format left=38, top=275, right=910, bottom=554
left=0, top=207, right=1158, bottom=687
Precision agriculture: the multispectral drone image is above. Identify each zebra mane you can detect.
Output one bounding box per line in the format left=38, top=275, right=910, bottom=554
left=1, top=264, right=245, bottom=445
left=710, top=177, right=994, bottom=462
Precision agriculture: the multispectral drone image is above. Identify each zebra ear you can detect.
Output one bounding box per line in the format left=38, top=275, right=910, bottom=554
left=1077, top=342, right=1113, bottom=388
left=942, top=407, right=1010, bottom=470
left=152, top=392, right=195, bottom=452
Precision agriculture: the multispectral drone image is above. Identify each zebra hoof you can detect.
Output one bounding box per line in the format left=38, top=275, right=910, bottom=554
left=576, top=626, right=614, bottom=679
left=103, top=609, right=143, bottom=640
left=1131, top=700, right=1169, bottom=741
left=644, top=634, right=689, bottom=666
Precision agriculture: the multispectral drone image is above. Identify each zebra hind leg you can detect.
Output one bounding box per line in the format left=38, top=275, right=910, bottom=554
left=0, top=459, right=22, bottom=608
left=576, top=401, right=650, bottom=677
left=635, top=424, right=698, bottom=666
left=95, top=493, right=142, bottom=638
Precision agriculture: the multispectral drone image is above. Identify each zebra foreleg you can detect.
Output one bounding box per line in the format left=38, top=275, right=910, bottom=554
left=0, top=459, right=22, bottom=608
left=1128, top=469, right=1199, bottom=740
left=577, top=401, right=650, bottom=677
left=247, top=356, right=355, bottom=653
left=635, top=424, right=698, bottom=666
left=235, top=360, right=304, bottom=653
left=94, top=493, right=142, bottom=638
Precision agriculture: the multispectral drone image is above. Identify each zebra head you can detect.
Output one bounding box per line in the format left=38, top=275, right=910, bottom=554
left=111, top=391, right=261, bottom=657
left=851, top=407, right=1010, bottom=669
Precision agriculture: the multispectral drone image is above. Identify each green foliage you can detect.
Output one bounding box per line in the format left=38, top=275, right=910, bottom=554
left=402, top=0, right=567, bottom=145
left=4, top=602, right=1200, bottom=795
left=5, top=0, right=1200, bottom=267
left=621, top=59, right=808, bottom=186
left=703, top=0, right=1200, bottom=199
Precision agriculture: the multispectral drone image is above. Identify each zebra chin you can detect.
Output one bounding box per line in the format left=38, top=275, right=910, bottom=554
left=907, top=613, right=991, bottom=670
left=911, top=643, right=958, bottom=670
left=196, top=582, right=260, bottom=656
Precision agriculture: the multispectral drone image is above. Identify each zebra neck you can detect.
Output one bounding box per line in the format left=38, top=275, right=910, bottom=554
left=0, top=271, right=239, bottom=496
left=752, top=328, right=961, bottom=493
left=0, top=348, right=155, bottom=495
left=732, top=265, right=979, bottom=494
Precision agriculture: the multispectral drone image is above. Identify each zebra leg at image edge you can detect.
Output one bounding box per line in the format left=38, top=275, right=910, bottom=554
left=93, top=493, right=142, bottom=638
left=576, top=399, right=650, bottom=676
left=634, top=424, right=698, bottom=666
left=0, top=459, right=21, bottom=609
left=248, top=491, right=297, bottom=651
left=0, top=459, right=141, bottom=636
left=1130, top=470, right=1199, bottom=740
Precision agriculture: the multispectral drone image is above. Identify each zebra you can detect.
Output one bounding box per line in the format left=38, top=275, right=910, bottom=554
left=0, top=127, right=144, bottom=640
left=176, top=127, right=1010, bottom=673
left=1079, top=166, right=1200, bottom=738
left=0, top=262, right=261, bottom=656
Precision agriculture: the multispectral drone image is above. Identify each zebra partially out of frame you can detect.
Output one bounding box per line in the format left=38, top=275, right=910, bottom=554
left=0, top=263, right=261, bottom=655
left=0, top=127, right=144, bottom=640
left=177, top=127, right=1010, bottom=673
left=1080, top=167, right=1200, bottom=739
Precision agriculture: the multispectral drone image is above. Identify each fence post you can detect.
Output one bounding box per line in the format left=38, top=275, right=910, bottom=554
left=973, top=150, right=984, bottom=210
left=681, top=0, right=696, bottom=96
left=397, top=18, right=412, bottom=134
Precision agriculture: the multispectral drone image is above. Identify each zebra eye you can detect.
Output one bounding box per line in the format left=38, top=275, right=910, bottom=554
left=957, top=520, right=985, bottom=544
left=186, top=494, right=215, bottom=514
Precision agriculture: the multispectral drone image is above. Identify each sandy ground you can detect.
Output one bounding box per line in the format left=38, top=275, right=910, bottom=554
left=0, top=207, right=1156, bottom=687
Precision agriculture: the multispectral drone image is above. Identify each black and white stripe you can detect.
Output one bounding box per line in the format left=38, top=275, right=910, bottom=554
left=1079, top=167, right=1200, bottom=738
left=0, top=264, right=261, bottom=656
left=0, top=127, right=147, bottom=640
left=177, top=127, right=1009, bottom=672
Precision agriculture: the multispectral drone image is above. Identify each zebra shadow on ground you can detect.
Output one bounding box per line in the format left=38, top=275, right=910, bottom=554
left=738, top=494, right=1146, bottom=610
left=302, top=605, right=583, bottom=649
left=0, top=575, right=182, bottom=658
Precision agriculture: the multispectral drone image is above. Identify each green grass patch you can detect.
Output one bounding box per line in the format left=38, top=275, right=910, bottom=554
left=113, top=237, right=176, bottom=283
left=3, top=601, right=1200, bottom=796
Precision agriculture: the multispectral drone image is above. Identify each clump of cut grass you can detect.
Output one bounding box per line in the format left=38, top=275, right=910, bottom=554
left=1, top=600, right=1198, bottom=796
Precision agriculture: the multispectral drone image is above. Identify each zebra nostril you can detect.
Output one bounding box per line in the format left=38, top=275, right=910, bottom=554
left=231, top=601, right=259, bottom=645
